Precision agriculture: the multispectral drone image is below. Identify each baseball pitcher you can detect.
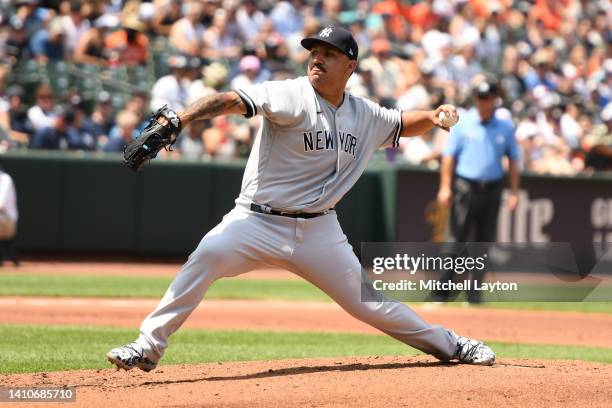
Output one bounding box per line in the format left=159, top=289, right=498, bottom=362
left=109, top=26, right=495, bottom=372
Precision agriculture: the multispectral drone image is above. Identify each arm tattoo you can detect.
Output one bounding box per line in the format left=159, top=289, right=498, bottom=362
left=180, top=93, right=244, bottom=123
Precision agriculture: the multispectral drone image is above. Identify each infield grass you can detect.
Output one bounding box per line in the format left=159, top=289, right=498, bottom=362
left=0, top=273, right=331, bottom=301
left=0, top=273, right=611, bottom=313
left=0, top=324, right=611, bottom=374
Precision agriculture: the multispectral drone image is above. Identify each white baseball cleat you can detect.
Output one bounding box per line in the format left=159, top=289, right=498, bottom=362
left=452, top=334, right=496, bottom=366
left=106, top=342, right=158, bottom=372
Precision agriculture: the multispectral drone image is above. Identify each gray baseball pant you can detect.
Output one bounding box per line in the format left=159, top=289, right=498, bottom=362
left=136, top=204, right=457, bottom=361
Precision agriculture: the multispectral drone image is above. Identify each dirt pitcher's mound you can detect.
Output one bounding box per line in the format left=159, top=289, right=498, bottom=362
left=3, top=356, right=611, bottom=408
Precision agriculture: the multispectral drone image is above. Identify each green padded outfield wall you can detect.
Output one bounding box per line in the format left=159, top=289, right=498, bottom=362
left=0, top=152, right=395, bottom=256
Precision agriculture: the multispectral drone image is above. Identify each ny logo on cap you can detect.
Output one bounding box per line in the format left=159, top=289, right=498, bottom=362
left=319, top=27, right=333, bottom=38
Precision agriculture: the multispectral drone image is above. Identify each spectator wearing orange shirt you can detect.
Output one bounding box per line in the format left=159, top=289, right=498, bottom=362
left=105, top=15, right=149, bottom=67
left=530, top=0, right=566, bottom=33
left=371, top=0, right=411, bottom=42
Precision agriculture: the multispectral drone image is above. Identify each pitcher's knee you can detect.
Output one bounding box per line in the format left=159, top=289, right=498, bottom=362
left=347, top=301, right=390, bottom=326
left=189, top=237, right=233, bottom=270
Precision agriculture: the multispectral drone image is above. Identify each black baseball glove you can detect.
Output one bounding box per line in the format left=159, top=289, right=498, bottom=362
left=123, top=105, right=182, bottom=171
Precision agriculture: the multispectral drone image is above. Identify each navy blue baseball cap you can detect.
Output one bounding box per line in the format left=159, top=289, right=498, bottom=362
left=301, top=26, right=358, bottom=60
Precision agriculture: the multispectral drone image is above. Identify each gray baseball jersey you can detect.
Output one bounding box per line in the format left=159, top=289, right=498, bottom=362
left=234, top=76, right=402, bottom=212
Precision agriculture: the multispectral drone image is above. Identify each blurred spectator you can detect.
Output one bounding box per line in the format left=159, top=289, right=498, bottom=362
left=202, top=116, right=241, bottom=158
left=124, top=92, right=150, bottom=132
left=450, top=42, right=482, bottom=94
left=188, top=62, right=228, bottom=104
left=360, top=38, right=406, bottom=102
left=530, top=0, right=564, bottom=33
left=235, top=0, right=266, bottom=43
left=287, top=16, right=319, bottom=68
left=560, top=102, right=584, bottom=150
left=399, top=128, right=443, bottom=169
left=5, top=16, right=32, bottom=63
left=14, top=0, right=43, bottom=38
left=530, top=144, right=577, bottom=175
left=270, top=0, right=304, bottom=38
left=317, top=0, right=343, bottom=27
left=0, top=0, right=607, bottom=175
left=535, top=94, right=565, bottom=148
left=396, top=59, right=436, bottom=111
left=91, top=91, right=116, bottom=141
left=60, top=0, right=90, bottom=57
left=0, top=168, right=18, bottom=241
left=74, top=15, right=118, bottom=66
left=201, top=0, right=221, bottom=28
left=30, top=105, right=89, bottom=150
left=421, top=29, right=455, bottom=89
left=523, top=51, right=558, bottom=92
left=105, top=14, right=149, bottom=67
left=254, top=20, right=289, bottom=74
left=151, top=0, right=183, bottom=37
left=169, top=0, right=205, bottom=58
left=584, top=102, right=612, bottom=171
left=104, top=109, right=140, bottom=152
left=230, top=55, right=262, bottom=89
left=177, top=121, right=206, bottom=160
left=231, top=55, right=263, bottom=89
left=405, top=0, right=438, bottom=36
left=203, top=8, right=241, bottom=60
left=371, top=0, right=412, bottom=42
left=137, top=1, right=158, bottom=36
left=150, top=54, right=191, bottom=112
left=499, top=46, right=527, bottom=111
left=4, top=85, right=34, bottom=147
left=515, top=107, right=542, bottom=170
left=27, top=85, right=57, bottom=132
left=30, top=17, right=66, bottom=64
left=70, top=96, right=100, bottom=150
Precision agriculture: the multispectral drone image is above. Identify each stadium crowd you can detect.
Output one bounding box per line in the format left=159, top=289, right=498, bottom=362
left=0, top=0, right=610, bottom=173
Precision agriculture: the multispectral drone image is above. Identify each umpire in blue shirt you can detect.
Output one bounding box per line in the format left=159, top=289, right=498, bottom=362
left=436, top=78, right=520, bottom=303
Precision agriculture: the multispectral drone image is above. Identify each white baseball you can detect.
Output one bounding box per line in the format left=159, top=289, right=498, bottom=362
left=438, top=111, right=458, bottom=127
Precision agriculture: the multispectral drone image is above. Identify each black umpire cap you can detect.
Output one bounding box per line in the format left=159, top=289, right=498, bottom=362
left=301, top=26, right=358, bottom=60
left=474, top=78, right=500, bottom=98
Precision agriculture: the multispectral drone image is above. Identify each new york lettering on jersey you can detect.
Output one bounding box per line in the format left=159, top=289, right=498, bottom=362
left=303, top=129, right=357, bottom=158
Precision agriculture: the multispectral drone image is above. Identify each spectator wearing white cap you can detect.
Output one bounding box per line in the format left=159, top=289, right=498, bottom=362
left=4, top=16, right=31, bottom=62
left=150, top=54, right=191, bottom=112
left=73, top=14, right=118, bottom=66
left=29, top=17, right=66, bottom=64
